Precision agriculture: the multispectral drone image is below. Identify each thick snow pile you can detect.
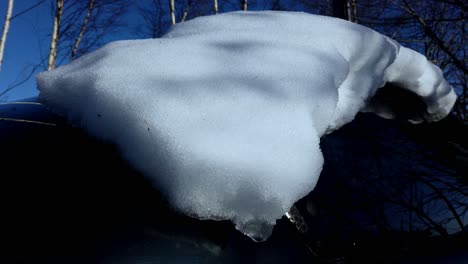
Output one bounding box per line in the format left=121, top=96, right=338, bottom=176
left=36, top=11, right=456, bottom=241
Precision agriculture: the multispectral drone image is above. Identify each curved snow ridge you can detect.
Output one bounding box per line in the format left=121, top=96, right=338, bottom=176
left=383, top=46, right=457, bottom=122
left=36, top=11, right=456, bottom=242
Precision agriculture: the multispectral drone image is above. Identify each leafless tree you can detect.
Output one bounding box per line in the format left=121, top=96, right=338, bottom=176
left=47, top=0, right=64, bottom=70
left=0, top=0, right=14, bottom=72
left=70, top=0, right=95, bottom=61
left=140, top=0, right=196, bottom=36
left=138, top=0, right=165, bottom=38
left=329, top=0, right=356, bottom=21
left=181, top=0, right=193, bottom=22
left=354, top=0, right=467, bottom=120
left=169, top=0, right=176, bottom=25
left=47, top=0, right=127, bottom=66
left=347, top=0, right=358, bottom=22
left=0, top=0, right=127, bottom=99
left=214, top=0, right=219, bottom=14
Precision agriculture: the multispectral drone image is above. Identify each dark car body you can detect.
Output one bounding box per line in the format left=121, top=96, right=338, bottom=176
left=1, top=97, right=467, bottom=263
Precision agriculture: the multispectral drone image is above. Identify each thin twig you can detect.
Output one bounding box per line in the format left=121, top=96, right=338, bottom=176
left=0, top=117, right=56, bottom=126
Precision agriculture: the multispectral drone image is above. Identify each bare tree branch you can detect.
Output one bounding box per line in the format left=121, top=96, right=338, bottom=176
left=399, top=0, right=468, bottom=76
left=10, top=0, right=46, bottom=20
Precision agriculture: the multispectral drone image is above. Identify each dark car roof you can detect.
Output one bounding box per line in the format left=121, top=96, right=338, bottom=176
left=1, top=97, right=467, bottom=263
left=0, top=98, right=63, bottom=127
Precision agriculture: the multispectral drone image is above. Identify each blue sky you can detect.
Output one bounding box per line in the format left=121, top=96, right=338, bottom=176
left=0, top=1, right=52, bottom=101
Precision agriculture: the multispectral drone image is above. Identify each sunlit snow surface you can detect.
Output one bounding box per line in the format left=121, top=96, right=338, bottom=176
left=37, top=11, right=456, bottom=241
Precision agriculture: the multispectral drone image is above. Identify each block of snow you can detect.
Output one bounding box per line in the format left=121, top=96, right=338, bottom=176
left=36, top=11, right=456, bottom=241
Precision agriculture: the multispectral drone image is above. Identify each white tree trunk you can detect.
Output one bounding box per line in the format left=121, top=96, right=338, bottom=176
left=71, top=0, right=94, bottom=60
left=181, top=0, right=192, bottom=22
left=347, top=0, right=357, bottom=22
left=242, top=0, right=247, bottom=11
left=214, top=0, right=218, bottom=14
left=48, top=0, right=64, bottom=70
left=169, top=0, right=175, bottom=25
left=0, top=0, right=14, bottom=72
left=346, top=0, right=353, bottom=21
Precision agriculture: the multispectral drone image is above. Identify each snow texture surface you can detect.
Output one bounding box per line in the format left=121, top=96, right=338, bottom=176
left=36, top=11, right=456, bottom=241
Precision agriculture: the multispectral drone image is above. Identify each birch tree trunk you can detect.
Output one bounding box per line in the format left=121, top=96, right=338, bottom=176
left=332, top=0, right=346, bottom=19
left=48, top=0, right=64, bottom=70
left=242, top=0, right=247, bottom=11
left=0, top=0, right=14, bottom=72
left=346, top=0, right=353, bottom=22
left=214, top=0, right=218, bottom=14
left=347, top=0, right=357, bottom=22
left=169, top=0, right=176, bottom=25
left=333, top=0, right=355, bottom=22
left=70, top=0, right=94, bottom=61
left=181, top=0, right=192, bottom=22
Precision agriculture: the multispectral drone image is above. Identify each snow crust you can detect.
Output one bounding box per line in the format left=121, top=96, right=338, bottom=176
left=36, top=11, right=456, bottom=241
